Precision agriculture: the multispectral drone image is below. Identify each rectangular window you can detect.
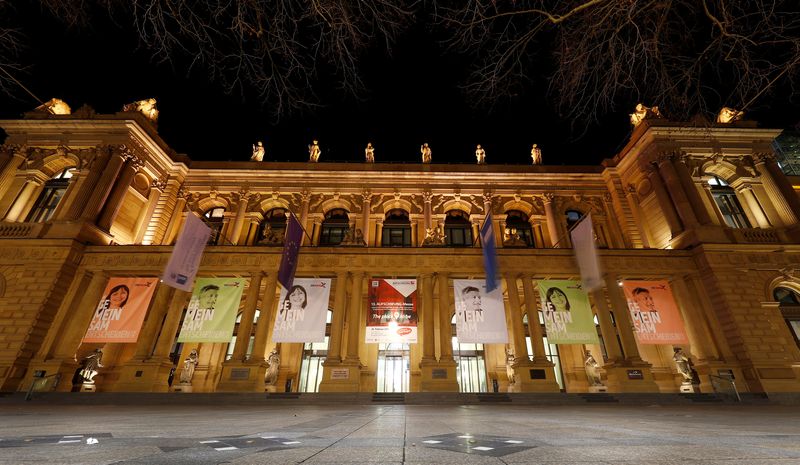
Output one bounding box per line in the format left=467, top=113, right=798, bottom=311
left=712, top=192, right=751, bottom=228
left=26, top=185, right=68, bottom=223
left=320, top=225, right=347, bottom=245
left=446, top=227, right=472, bottom=246
left=382, top=227, right=411, bottom=247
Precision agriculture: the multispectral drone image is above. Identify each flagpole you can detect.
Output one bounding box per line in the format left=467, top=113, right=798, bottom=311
left=550, top=211, right=590, bottom=248
left=286, top=211, right=314, bottom=245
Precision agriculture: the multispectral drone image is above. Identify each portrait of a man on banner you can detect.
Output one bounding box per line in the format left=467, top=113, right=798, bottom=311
left=177, top=277, right=246, bottom=343
left=623, top=280, right=688, bottom=344
left=273, top=278, right=332, bottom=343
left=453, top=279, right=508, bottom=343
left=366, top=278, right=417, bottom=343
left=82, top=277, right=159, bottom=343
left=537, top=279, right=599, bottom=344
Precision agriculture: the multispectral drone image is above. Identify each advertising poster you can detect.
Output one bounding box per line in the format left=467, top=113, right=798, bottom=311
left=177, top=277, right=246, bottom=343
left=272, top=278, right=332, bottom=343
left=82, top=277, right=159, bottom=343
left=537, top=279, right=599, bottom=344
left=453, top=279, right=508, bottom=343
left=366, top=278, right=418, bottom=343
left=623, top=280, right=688, bottom=344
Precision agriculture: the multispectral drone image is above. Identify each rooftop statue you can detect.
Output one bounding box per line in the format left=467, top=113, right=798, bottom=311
left=629, top=103, right=663, bottom=127
left=308, top=139, right=321, bottom=162
left=251, top=141, right=265, bottom=161
left=475, top=144, right=486, bottom=164
left=35, top=98, right=71, bottom=115
left=531, top=144, right=542, bottom=165
left=717, top=107, right=744, bottom=124
left=421, top=143, right=432, bottom=163
left=365, top=142, right=375, bottom=163
left=123, top=98, right=159, bottom=122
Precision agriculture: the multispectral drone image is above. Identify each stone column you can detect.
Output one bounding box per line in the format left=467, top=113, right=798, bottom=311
left=589, top=289, right=624, bottom=363
left=4, top=175, right=43, bottom=221
left=624, top=185, right=653, bottom=248
left=521, top=275, right=547, bottom=361
left=736, top=184, right=771, bottom=228
left=61, top=147, right=110, bottom=220
left=299, top=190, right=311, bottom=245
left=471, top=220, right=481, bottom=246
left=325, top=272, right=348, bottom=364
left=421, top=272, right=459, bottom=391
left=361, top=191, right=372, bottom=246
left=437, top=272, right=454, bottom=362
left=151, top=290, right=192, bottom=359
left=542, top=193, right=560, bottom=247
left=673, top=154, right=712, bottom=224
left=375, top=219, right=384, bottom=247
left=420, top=274, right=436, bottom=363
left=311, top=218, right=322, bottom=245
left=164, top=187, right=188, bottom=245
left=250, top=273, right=279, bottom=362
left=604, top=275, right=644, bottom=362
left=0, top=146, right=27, bottom=200
left=96, top=155, right=142, bottom=230
left=133, top=179, right=166, bottom=244
left=669, top=277, right=716, bottom=361
left=505, top=275, right=530, bottom=363
left=81, top=147, right=127, bottom=222
left=345, top=272, right=363, bottom=362
left=132, top=283, right=175, bottom=360
left=482, top=193, right=493, bottom=217
left=231, top=272, right=263, bottom=360
left=656, top=153, right=699, bottom=229
left=700, top=181, right=728, bottom=226
left=51, top=271, right=109, bottom=360
left=754, top=153, right=800, bottom=224
left=646, top=164, right=683, bottom=237
left=422, top=191, right=433, bottom=231
left=227, top=190, right=250, bottom=245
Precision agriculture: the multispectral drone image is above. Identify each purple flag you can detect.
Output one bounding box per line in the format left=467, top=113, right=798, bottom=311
left=481, top=213, right=499, bottom=293
left=277, top=213, right=304, bottom=290
left=162, top=213, right=211, bottom=291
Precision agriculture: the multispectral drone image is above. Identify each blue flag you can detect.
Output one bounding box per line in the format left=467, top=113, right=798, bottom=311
left=481, top=213, right=499, bottom=292
left=277, top=213, right=304, bottom=290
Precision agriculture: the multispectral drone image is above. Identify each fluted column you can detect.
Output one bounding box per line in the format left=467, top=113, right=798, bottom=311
left=325, top=272, right=348, bottom=363
left=152, top=290, right=192, bottom=359
left=542, top=193, right=560, bottom=247
left=96, top=155, right=142, bottom=230
left=0, top=146, right=27, bottom=200
left=754, top=153, right=800, bottom=225
left=605, top=275, right=644, bottom=362
left=133, top=179, right=165, bottom=243
left=345, top=272, right=364, bottom=362
left=624, top=185, right=653, bottom=247
left=231, top=272, right=263, bottom=360
left=437, top=272, right=454, bottom=361
left=656, top=153, right=699, bottom=228
left=589, top=289, right=623, bottom=363
left=52, top=271, right=109, bottom=359
left=228, top=190, right=250, bottom=245
left=361, top=191, right=372, bottom=246
left=420, top=274, right=435, bottom=362
left=521, top=275, right=547, bottom=361
left=132, top=284, right=175, bottom=360
left=422, top=191, right=433, bottom=231
left=646, top=165, right=683, bottom=237
left=80, top=147, right=127, bottom=222
left=672, top=154, right=712, bottom=224
left=4, top=175, right=43, bottom=221
left=250, top=273, right=279, bottom=362
left=505, top=275, right=530, bottom=363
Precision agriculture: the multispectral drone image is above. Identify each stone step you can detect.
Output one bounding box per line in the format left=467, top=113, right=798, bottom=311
left=476, top=393, right=512, bottom=402
left=580, top=394, right=619, bottom=403
left=372, top=393, right=405, bottom=403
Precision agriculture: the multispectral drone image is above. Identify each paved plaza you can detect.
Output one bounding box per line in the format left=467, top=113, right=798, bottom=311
left=1, top=401, right=800, bottom=464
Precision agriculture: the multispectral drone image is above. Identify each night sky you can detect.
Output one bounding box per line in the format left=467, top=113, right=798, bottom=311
left=1, top=5, right=798, bottom=166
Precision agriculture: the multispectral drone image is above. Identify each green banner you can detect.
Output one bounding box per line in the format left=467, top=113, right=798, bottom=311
left=177, top=277, right=246, bottom=343
left=537, top=279, right=598, bottom=344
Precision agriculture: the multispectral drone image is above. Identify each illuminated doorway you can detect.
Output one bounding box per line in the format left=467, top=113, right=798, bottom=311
left=297, top=310, right=332, bottom=393
left=451, top=314, right=488, bottom=392
left=376, top=343, right=410, bottom=392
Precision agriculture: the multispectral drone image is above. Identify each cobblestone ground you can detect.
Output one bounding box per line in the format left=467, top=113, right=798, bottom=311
left=0, top=403, right=799, bottom=464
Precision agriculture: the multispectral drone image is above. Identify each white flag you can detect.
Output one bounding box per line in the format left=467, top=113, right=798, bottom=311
left=570, top=213, right=603, bottom=292
left=161, top=213, right=211, bottom=291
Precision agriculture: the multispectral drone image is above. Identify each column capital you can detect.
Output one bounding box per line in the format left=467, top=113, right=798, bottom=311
left=421, top=190, right=433, bottom=203
left=540, top=192, right=555, bottom=203
left=752, top=152, right=775, bottom=164
left=361, top=190, right=373, bottom=202
left=151, top=176, right=168, bottom=192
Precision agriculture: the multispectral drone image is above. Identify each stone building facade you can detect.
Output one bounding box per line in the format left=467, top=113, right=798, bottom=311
left=0, top=106, right=799, bottom=396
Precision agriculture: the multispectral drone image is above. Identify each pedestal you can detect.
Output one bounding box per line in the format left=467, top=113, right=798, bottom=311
left=589, top=385, right=608, bottom=393
left=419, top=360, right=460, bottom=392
left=172, top=383, right=193, bottom=393
left=509, top=360, right=561, bottom=393
left=679, top=382, right=700, bottom=393
left=113, top=359, right=175, bottom=392
left=215, top=361, right=269, bottom=392
left=265, top=385, right=278, bottom=393
left=603, top=362, right=661, bottom=393
left=22, top=359, right=80, bottom=393
left=79, top=383, right=96, bottom=392
left=318, top=361, right=361, bottom=392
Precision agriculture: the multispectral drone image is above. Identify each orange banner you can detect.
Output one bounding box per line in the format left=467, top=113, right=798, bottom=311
left=622, top=280, right=688, bottom=345
left=82, top=277, right=159, bottom=343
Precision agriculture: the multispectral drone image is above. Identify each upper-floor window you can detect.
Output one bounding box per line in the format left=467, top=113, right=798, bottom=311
left=504, top=210, right=535, bottom=247
left=26, top=169, right=74, bottom=223
left=445, top=210, right=472, bottom=247
left=774, top=286, right=800, bottom=350
left=565, top=210, right=583, bottom=230
left=204, top=207, right=225, bottom=245
left=320, top=208, right=349, bottom=246
left=382, top=209, right=411, bottom=247
left=708, top=176, right=750, bottom=228
left=258, top=207, right=288, bottom=245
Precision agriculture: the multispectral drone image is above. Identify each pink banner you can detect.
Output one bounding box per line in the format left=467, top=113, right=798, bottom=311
left=83, top=277, right=158, bottom=343
left=623, top=280, right=688, bottom=345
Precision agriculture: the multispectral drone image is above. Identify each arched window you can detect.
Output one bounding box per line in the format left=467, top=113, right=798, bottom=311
left=504, top=210, right=534, bottom=247
left=258, top=207, right=288, bottom=245
left=774, top=286, right=800, bottom=349
left=319, top=208, right=349, bottom=246
left=708, top=176, right=751, bottom=228
left=445, top=210, right=472, bottom=247
left=203, top=207, right=225, bottom=245
left=25, top=169, right=74, bottom=223
left=382, top=209, right=411, bottom=247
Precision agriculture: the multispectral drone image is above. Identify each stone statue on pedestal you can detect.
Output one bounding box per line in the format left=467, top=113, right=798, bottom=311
left=365, top=143, right=375, bottom=163
left=531, top=144, right=542, bottom=165
left=264, top=349, right=280, bottom=386
left=78, top=349, right=104, bottom=384
left=475, top=144, right=486, bottom=164
left=259, top=224, right=282, bottom=245
left=35, top=98, right=72, bottom=115
left=308, top=140, right=321, bottom=162
left=123, top=98, right=159, bottom=122
left=673, top=347, right=695, bottom=383
left=251, top=141, right=265, bottom=161
left=505, top=348, right=516, bottom=386
left=717, top=107, right=744, bottom=124
left=420, top=143, right=432, bottom=163
left=584, top=350, right=603, bottom=386
left=179, top=349, right=199, bottom=384
left=422, top=225, right=445, bottom=246
left=629, top=103, right=663, bottom=127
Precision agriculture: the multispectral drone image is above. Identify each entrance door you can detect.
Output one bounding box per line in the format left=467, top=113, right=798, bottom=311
left=377, top=343, right=409, bottom=392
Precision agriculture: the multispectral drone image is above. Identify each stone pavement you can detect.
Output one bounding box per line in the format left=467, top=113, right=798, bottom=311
left=0, top=402, right=799, bottom=464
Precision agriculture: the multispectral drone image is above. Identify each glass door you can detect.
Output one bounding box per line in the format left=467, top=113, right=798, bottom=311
left=376, top=343, right=409, bottom=392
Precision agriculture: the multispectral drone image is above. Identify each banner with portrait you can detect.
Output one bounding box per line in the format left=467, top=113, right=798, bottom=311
left=177, top=277, right=246, bottom=343
left=537, top=279, right=598, bottom=344
left=273, top=278, right=332, bottom=343
left=82, top=277, right=159, bottom=343
left=622, top=280, right=688, bottom=345
left=366, top=278, right=418, bottom=343
left=453, top=279, right=508, bottom=343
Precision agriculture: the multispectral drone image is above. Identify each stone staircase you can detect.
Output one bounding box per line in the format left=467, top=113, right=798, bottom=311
left=372, top=392, right=406, bottom=403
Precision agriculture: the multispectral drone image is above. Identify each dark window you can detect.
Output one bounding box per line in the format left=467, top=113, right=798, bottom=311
left=204, top=207, right=225, bottom=245
left=774, top=287, right=800, bottom=349
left=26, top=169, right=73, bottom=223
left=775, top=287, right=800, bottom=306
left=708, top=176, right=751, bottom=228
left=445, top=210, right=472, bottom=247
left=382, top=209, right=411, bottom=247
left=258, top=207, right=288, bottom=244
left=320, top=208, right=349, bottom=246
left=504, top=210, right=535, bottom=247
left=565, top=210, right=583, bottom=230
